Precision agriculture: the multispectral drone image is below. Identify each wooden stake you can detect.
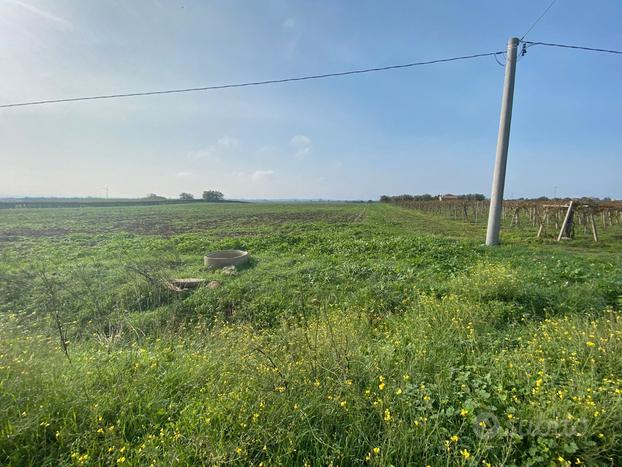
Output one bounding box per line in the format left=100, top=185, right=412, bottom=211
left=537, top=208, right=548, bottom=238
left=590, top=212, right=599, bottom=242
left=557, top=201, right=575, bottom=241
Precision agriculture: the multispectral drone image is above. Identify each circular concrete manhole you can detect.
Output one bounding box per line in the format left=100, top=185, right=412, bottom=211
left=204, top=249, right=249, bottom=269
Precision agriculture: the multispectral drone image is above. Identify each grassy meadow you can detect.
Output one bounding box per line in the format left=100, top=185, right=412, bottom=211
left=1, top=202, right=621, bottom=466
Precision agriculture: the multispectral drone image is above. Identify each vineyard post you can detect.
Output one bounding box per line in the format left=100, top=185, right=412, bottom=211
left=485, top=37, right=519, bottom=246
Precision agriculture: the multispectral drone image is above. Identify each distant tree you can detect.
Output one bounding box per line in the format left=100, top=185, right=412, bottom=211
left=459, top=193, right=486, bottom=201
left=202, top=190, right=224, bottom=202
left=144, top=193, right=166, bottom=200
left=179, top=192, right=194, bottom=200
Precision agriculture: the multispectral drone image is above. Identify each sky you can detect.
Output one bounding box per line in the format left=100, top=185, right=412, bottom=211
left=0, top=0, right=621, bottom=200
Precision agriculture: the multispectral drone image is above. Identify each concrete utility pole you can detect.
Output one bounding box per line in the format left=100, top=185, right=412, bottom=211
left=486, top=37, right=519, bottom=246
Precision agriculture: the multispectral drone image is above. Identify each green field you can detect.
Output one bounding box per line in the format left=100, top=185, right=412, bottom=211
left=1, top=202, right=621, bottom=466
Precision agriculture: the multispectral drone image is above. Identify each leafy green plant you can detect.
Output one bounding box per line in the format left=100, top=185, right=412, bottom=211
left=1, top=202, right=621, bottom=465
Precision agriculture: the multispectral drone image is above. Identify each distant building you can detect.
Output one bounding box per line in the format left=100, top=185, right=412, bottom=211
left=438, top=194, right=459, bottom=201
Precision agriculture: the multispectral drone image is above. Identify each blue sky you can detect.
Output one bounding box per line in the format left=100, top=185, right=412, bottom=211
left=0, top=0, right=620, bottom=200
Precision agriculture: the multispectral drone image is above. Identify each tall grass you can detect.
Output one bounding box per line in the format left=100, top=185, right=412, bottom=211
left=1, top=203, right=621, bottom=465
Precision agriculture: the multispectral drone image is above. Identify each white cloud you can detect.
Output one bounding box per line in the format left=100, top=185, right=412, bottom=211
left=251, top=169, right=275, bottom=181
left=294, top=147, right=310, bottom=159
left=216, top=135, right=238, bottom=149
left=175, top=171, right=193, bottom=178
left=290, top=134, right=311, bottom=147
left=188, top=135, right=239, bottom=162
left=281, top=17, right=301, bottom=57
left=290, top=134, right=312, bottom=159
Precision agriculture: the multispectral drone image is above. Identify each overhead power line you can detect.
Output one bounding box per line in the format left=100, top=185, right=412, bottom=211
left=3, top=41, right=620, bottom=110
left=0, top=50, right=502, bottom=109
left=521, top=0, right=559, bottom=40
left=524, top=41, right=622, bottom=55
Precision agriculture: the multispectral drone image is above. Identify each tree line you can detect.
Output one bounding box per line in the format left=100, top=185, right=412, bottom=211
left=379, top=194, right=617, bottom=203
left=380, top=193, right=486, bottom=202
left=144, top=190, right=225, bottom=202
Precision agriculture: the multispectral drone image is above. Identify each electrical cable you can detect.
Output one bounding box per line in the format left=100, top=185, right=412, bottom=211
left=0, top=50, right=503, bottom=109
left=523, top=41, right=622, bottom=55
left=3, top=40, right=620, bottom=110
left=521, top=0, right=559, bottom=40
